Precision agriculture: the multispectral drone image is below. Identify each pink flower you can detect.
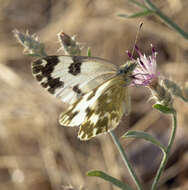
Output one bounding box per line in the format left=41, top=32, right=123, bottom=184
left=127, top=45, right=175, bottom=107
left=128, top=45, right=159, bottom=86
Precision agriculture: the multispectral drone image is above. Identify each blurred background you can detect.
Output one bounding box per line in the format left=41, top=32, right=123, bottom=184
left=0, top=0, right=188, bottom=189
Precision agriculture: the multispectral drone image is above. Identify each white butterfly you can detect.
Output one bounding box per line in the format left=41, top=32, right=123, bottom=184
left=32, top=55, right=136, bottom=140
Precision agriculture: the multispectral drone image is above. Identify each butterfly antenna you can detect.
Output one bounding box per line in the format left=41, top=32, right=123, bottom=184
left=131, top=22, right=143, bottom=57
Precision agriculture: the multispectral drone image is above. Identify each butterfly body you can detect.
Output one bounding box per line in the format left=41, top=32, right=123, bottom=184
left=32, top=55, right=136, bottom=140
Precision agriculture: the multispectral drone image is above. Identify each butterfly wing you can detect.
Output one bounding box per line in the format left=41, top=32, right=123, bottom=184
left=32, top=55, right=117, bottom=104
left=59, top=75, right=131, bottom=140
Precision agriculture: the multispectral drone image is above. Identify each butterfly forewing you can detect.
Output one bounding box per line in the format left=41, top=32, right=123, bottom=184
left=59, top=76, right=131, bottom=140
left=32, top=55, right=117, bottom=104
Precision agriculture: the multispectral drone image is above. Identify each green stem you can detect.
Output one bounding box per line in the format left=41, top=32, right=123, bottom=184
left=143, top=0, right=188, bottom=40
left=110, top=131, right=143, bottom=190
left=151, top=112, right=177, bottom=190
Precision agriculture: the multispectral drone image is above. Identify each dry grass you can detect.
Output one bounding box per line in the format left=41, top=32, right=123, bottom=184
left=0, top=0, right=188, bottom=190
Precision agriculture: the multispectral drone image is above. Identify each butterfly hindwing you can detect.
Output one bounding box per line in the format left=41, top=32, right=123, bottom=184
left=32, top=55, right=117, bottom=104
left=59, top=76, right=131, bottom=140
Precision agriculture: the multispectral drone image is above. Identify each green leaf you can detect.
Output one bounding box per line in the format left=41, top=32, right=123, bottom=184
left=87, top=170, right=134, bottom=190
left=122, top=131, right=167, bottom=152
left=87, top=47, right=91, bottom=57
left=118, top=10, right=154, bottom=18
left=153, top=104, right=175, bottom=114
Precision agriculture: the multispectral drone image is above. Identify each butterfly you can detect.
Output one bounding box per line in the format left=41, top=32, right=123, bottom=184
left=32, top=55, right=137, bottom=140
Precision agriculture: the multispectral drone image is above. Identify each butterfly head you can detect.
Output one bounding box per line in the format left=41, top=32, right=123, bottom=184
left=118, top=61, right=137, bottom=83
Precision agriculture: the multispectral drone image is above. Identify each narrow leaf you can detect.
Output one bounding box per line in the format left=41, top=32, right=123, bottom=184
left=128, top=0, right=147, bottom=8
left=87, top=170, right=134, bottom=190
left=153, top=104, right=175, bottom=114
left=123, top=131, right=166, bottom=152
left=118, top=10, right=154, bottom=18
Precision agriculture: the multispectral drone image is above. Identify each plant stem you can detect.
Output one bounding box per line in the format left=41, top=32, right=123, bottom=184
left=143, top=0, right=188, bottom=40
left=110, top=131, right=143, bottom=190
left=151, top=112, right=177, bottom=190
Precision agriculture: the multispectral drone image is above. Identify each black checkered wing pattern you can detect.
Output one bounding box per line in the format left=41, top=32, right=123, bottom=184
left=32, top=55, right=117, bottom=104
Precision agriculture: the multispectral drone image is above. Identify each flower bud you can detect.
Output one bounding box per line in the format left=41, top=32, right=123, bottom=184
left=57, top=32, right=81, bottom=56
left=13, top=29, right=46, bottom=57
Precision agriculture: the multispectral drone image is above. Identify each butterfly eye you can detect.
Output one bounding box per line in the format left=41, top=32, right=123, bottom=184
left=118, top=69, right=124, bottom=75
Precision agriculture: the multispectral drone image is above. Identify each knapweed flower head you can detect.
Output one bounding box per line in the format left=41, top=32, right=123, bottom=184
left=128, top=45, right=173, bottom=107
left=127, top=44, right=158, bottom=87
left=163, top=78, right=188, bottom=103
